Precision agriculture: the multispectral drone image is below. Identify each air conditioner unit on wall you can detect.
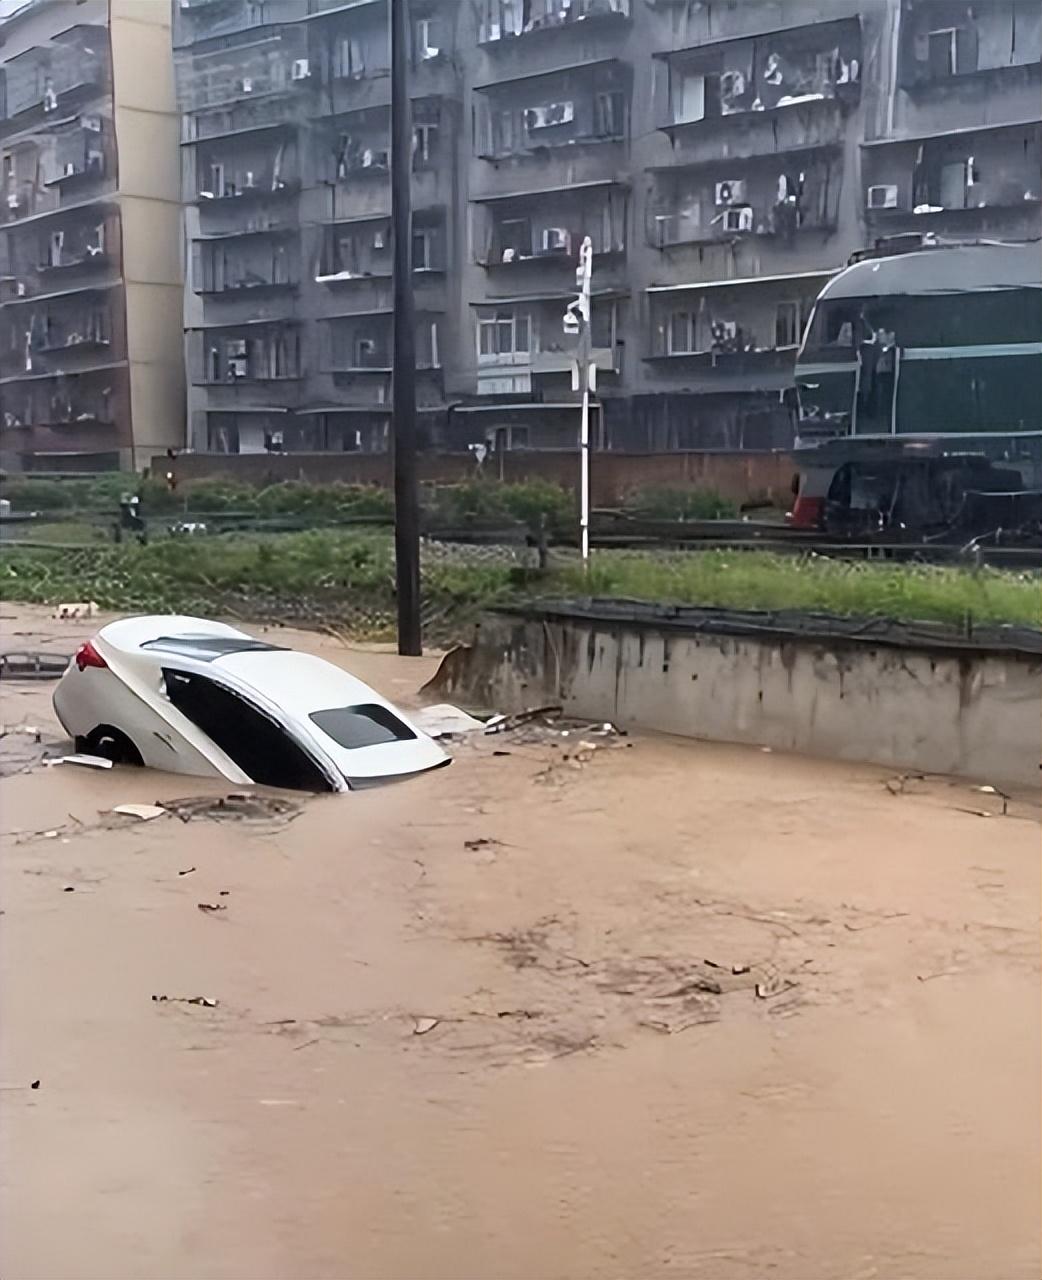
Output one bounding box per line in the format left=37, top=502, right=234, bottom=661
left=723, top=207, right=753, bottom=232
left=291, top=59, right=310, bottom=81
left=715, top=180, right=746, bottom=206
left=867, top=184, right=898, bottom=209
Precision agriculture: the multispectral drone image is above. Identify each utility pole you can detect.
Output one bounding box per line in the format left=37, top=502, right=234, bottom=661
left=565, top=235, right=594, bottom=564
left=390, top=0, right=422, bottom=654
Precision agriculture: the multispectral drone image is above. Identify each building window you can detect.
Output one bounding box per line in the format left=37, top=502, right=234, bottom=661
left=524, top=101, right=574, bottom=132
left=594, top=91, right=625, bottom=139
left=499, top=217, right=531, bottom=260
left=355, top=336, right=379, bottom=367
left=775, top=302, right=801, bottom=348
left=477, top=311, right=530, bottom=362
left=412, top=227, right=435, bottom=270
left=332, top=233, right=359, bottom=274
left=414, top=15, right=443, bottom=61
left=674, top=71, right=707, bottom=124
left=335, top=38, right=366, bottom=79
left=927, top=28, right=958, bottom=77
left=412, top=122, right=438, bottom=167
left=489, top=424, right=530, bottom=452
left=667, top=311, right=697, bottom=355
left=591, top=302, right=616, bottom=350
left=492, top=108, right=515, bottom=154
left=423, top=319, right=440, bottom=368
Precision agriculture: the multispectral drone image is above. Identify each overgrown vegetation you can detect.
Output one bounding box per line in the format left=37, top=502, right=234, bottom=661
left=555, top=549, right=1040, bottom=629
left=624, top=487, right=740, bottom=521
left=1, top=531, right=1036, bottom=636
left=2, top=474, right=755, bottom=530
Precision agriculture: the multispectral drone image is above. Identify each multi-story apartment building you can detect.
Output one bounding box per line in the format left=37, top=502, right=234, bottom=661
left=175, top=0, right=461, bottom=456
left=0, top=0, right=184, bottom=472
left=175, top=0, right=1041, bottom=458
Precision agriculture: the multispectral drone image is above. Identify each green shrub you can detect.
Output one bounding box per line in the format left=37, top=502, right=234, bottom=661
left=0, top=479, right=76, bottom=512
left=425, top=479, right=573, bottom=531
left=496, top=479, right=575, bottom=533
left=625, top=486, right=740, bottom=521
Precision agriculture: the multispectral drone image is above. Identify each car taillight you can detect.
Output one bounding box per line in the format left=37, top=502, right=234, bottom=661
left=75, top=641, right=108, bottom=672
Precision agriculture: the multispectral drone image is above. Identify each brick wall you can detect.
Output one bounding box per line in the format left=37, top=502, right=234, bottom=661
left=163, top=450, right=796, bottom=507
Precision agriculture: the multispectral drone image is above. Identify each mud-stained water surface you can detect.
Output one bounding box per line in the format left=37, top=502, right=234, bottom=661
left=1, top=606, right=1039, bottom=1280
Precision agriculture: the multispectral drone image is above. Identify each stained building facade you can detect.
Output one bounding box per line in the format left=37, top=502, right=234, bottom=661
left=174, top=0, right=1041, bottom=458
left=1, top=0, right=184, bottom=472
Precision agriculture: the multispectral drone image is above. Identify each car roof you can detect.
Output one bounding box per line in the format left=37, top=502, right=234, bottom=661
left=99, top=615, right=248, bottom=652
left=98, top=616, right=394, bottom=715
left=212, top=649, right=385, bottom=714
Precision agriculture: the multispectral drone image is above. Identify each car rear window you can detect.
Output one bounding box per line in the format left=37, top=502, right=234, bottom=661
left=142, top=636, right=285, bottom=661
left=309, top=705, right=417, bottom=750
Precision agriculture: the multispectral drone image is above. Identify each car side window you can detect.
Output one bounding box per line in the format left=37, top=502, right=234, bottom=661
left=161, top=668, right=333, bottom=792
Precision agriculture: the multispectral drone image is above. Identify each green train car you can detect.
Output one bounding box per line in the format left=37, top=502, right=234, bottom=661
left=795, top=240, right=1041, bottom=450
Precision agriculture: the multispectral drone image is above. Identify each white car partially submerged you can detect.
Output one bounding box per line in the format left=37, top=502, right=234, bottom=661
left=52, top=616, right=449, bottom=792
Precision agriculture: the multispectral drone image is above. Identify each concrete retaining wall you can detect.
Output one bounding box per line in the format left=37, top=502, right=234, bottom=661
left=428, top=606, right=1042, bottom=789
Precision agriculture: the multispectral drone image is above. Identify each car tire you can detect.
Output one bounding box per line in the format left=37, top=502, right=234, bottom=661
left=79, top=725, right=144, bottom=767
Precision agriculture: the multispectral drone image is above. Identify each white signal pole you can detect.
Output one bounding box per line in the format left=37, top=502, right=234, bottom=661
left=565, top=235, right=594, bottom=565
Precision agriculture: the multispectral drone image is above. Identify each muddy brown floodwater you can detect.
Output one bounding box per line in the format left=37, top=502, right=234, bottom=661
left=1, top=605, right=1039, bottom=1280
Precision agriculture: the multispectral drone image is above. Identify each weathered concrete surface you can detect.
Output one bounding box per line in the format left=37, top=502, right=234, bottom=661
left=429, top=606, right=1042, bottom=790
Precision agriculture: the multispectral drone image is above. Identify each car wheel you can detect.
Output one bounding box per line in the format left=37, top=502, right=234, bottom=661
left=80, top=725, right=144, bottom=767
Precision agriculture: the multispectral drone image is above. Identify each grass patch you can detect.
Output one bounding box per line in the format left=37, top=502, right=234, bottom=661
left=0, top=533, right=1036, bottom=634
left=624, top=487, right=740, bottom=521
left=555, top=549, right=1040, bottom=630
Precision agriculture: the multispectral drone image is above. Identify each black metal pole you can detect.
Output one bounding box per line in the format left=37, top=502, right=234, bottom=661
left=390, top=0, right=422, bottom=655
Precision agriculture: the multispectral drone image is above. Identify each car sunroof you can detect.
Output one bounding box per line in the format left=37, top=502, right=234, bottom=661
left=140, top=636, right=286, bottom=662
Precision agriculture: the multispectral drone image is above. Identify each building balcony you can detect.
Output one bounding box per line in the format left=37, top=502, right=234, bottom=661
left=42, top=158, right=110, bottom=198
left=472, top=58, right=629, bottom=161
left=306, top=0, right=382, bottom=15
left=644, top=346, right=796, bottom=371
left=897, top=0, right=1040, bottom=97
left=0, top=358, right=127, bottom=389
left=183, top=117, right=299, bottom=147
left=642, top=344, right=799, bottom=392
left=647, top=208, right=837, bottom=249
left=36, top=251, right=114, bottom=281
left=530, top=345, right=619, bottom=376
left=175, top=0, right=319, bottom=47
left=660, top=82, right=855, bottom=138
left=655, top=16, right=861, bottom=143
left=195, top=278, right=299, bottom=298
left=1, top=77, right=109, bottom=143
left=478, top=0, right=630, bottom=46
left=194, top=179, right=301, bottom=207
left=861, top=121, right=1041, bottom=230
left=0, top=278, right=120, bottom=309
left=474, top=181, right=628, bottom=271
left=198, top=372, right=303, bottom=385
left=194, top=223, right=294, bottom=244
left=864, top=199, right=1042, bottom=230
left=1, top=190, right=117, bottom=232
left=1, top=27, right=110, bottom=138
left=6, top=413, right=116, bottom=431
left=901, top=57, right=1042, bottom=96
